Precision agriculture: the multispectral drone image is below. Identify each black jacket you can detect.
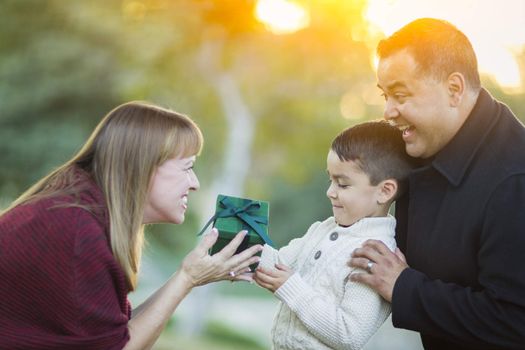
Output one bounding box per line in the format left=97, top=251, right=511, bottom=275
left=392, top=88, right=525, bottom=349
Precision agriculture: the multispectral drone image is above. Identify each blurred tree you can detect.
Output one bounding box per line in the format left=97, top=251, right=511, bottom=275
left=0, top=0, right=121, bottom=197
left=0, top=0, right=380, bottom=246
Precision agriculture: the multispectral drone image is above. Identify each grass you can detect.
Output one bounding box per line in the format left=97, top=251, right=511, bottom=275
left=153, top=321, right=267, bottom=350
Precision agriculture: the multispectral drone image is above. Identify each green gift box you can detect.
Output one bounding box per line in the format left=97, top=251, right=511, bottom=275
left=198, top=194, right=273, bottom=270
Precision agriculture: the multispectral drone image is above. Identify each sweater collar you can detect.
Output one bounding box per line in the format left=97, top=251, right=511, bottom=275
left=431, top=88, right=499, bottom=187
left=333, top=215, right=396, bottom=238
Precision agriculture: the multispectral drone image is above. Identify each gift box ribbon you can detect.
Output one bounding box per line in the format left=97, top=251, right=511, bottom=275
left=197, top=197, right=274, bottom=246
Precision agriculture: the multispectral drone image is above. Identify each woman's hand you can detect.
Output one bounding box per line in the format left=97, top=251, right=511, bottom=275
left=254, top=264, right=293, bottom=293
left=126, top=228, right=261, bottom=350
left=180, top=228, right=262, bottom=288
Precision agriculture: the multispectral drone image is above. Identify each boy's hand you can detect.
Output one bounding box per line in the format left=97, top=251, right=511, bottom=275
left=254, top=264, right=293, bottom=292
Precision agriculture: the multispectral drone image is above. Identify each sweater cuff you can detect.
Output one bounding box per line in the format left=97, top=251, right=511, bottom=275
left=391, top=267, right=425, bottom=329
left=274, top=272, right=312, bottom=311
left=259, top=244, right=276, bottom=270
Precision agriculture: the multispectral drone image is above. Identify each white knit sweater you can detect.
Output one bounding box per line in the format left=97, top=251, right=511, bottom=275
left=259, top=215, right=396, bottom=350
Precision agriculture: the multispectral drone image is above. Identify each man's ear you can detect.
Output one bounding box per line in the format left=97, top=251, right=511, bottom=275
left=447, top=72, right=466, bottom=107
left=377, top=179, right=398, bottom=205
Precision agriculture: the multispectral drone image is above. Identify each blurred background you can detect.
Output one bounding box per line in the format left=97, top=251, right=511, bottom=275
left=1, top=0, right=524, bottom=349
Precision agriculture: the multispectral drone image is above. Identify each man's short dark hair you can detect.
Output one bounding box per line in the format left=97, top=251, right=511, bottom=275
left=377, top=18, right=481, bottom=91
left=331, top=121, right=417, bottom=198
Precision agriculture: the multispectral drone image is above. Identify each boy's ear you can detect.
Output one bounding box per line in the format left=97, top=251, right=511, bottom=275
left=376, top=179, right=398, bottom=204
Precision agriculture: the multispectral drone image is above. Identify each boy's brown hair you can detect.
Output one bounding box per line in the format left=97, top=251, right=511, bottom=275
left=331, top=120, right=417, bottom=199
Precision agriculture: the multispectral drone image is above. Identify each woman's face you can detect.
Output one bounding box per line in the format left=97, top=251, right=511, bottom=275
left=143, top=155, right=200, bottom=224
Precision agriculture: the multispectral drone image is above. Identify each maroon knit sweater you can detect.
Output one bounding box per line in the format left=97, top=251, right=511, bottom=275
left=0, top=170, right=131, bottom=349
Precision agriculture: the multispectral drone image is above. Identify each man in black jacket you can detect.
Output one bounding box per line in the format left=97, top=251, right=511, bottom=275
left=350, top=18, right=525, bottom=349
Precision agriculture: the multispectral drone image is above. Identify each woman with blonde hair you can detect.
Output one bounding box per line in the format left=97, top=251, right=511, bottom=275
left=0, top=101, right=261, bottom=350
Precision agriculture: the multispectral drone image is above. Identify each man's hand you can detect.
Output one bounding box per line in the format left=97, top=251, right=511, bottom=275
left=254, top=264, right=293, bottom=293
left=348, top=239, right=408, bottom=302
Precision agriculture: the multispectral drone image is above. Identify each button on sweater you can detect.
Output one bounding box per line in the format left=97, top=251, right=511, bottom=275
left=260, top=216, right=396, bottom=350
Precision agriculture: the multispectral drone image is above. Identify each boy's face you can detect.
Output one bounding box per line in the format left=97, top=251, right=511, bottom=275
left=326, top=150, right=386, bottom=227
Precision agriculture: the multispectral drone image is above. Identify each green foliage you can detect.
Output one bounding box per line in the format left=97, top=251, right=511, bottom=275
left=0, top=0, right=120, bottom=192
left=204, top=320, right=266, bottom=350
left=269, top=173, right=333, bottom=246
left=482, top=77, right=525, bottom=123
left=216, top=278, right=272, bottom=299
left=145, top=210, right=202, bottom=258
left=153, top=325, right=266, bottom=350
left=0, top=0, right=374, bottom=239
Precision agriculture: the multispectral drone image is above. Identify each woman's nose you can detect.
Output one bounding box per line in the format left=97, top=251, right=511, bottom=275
left=190, top=172, right=200, bottom=191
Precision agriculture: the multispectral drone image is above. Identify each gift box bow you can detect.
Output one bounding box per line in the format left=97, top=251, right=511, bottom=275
left=197, top=196, right=274, bottom=247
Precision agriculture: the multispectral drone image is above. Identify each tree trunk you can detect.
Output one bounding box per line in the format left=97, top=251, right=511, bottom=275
left=178, top=40, right=256, bottom=336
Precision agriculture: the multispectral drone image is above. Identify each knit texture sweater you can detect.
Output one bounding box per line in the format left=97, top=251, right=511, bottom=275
left=0, top=170, right=130, bottom=349
left=260, top=216, right=396, bottom=350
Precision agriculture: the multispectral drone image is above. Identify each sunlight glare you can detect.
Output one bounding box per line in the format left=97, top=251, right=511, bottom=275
left=340, top=91, right=367, bottom=120
left=255, top=0, right=310, bottom=35
left=364, top=0, right=525, bottom=92
left=122, top=1, right=147, bottom=21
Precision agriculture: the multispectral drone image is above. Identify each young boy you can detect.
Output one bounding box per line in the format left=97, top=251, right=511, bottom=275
left=254, top=121, right=417, bottom=350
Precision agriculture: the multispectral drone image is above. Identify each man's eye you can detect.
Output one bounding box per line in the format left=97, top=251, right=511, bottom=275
left=338, top=184, right=349, bottom=189
left=394, top=93, right=407, bottom=101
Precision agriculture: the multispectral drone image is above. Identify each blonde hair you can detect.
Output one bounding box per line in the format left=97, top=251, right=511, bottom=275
left=2, top=101, right=203, bottom=290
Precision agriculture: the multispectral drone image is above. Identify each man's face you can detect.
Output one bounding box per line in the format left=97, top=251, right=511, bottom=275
left=377, top=49, right=459, bottom=158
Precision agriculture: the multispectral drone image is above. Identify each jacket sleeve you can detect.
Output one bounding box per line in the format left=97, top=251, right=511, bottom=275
left=392, top=175, right=525, bottom=348
left=275, top=271, right=391, bottom=350
left=259, top=221, right=322, bottom=270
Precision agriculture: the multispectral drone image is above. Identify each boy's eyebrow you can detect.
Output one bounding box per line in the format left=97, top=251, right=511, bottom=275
left=326, top=171, right=350, bottom=180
